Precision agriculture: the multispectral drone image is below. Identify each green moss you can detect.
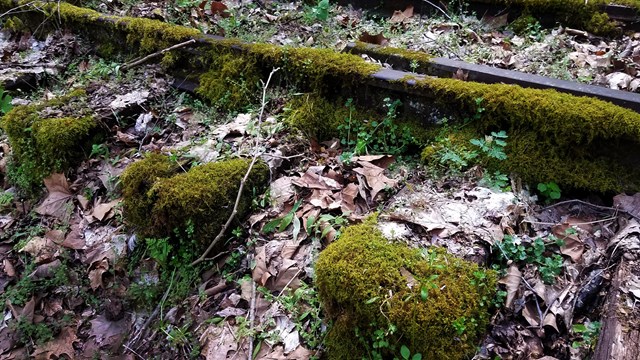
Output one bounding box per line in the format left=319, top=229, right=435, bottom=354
left=316, top=221, right=497, bottom=360
left=285, top=94, right=353, bottom=140
left=509, top=14, right=538, bottom=35
left=247, top=43, right=380, bottom=90
left=1, top=89, right=96, bottom=193
left=352, top=41, right=432, bottom=72
left=123, top=158, right=269, bottom=248
left=196, top=51, right=260, bottom=111
left=2, top=16, right=25, bottom=32
left=120, top=153, right=180, bottom=239
left=584, top=12, right=618, bottom=35
left=412, top=77, right=640, bottom=192
left=119, top=17, right=201, bottom=54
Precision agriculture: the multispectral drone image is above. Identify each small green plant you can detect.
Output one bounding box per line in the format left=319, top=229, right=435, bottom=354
left=480, top=170, right=510, bottom=191
left=0, top=85, right=12, bottom=115
left=146, top=237, right=172, bottom=268
left=89, top=143, right=109, bottom=159
left=398, top=345, right=422, bottom=360
left=409, top=60, right=419, bottom=73
left=338, top=98, right=415, bottom=161
left=262, top=200, right=303, bottom=240
left=306, top=213, right=348, bottom=241
left=470, top=130, right=508, bottom=161
left=572, top=321, right=601, bottom=350
left=494, top=235, right=564, bottom=284
left=304, top=0, right=329, bottom=22
left=0, top=191, right=14, bottom=210
left=537, top=181, right=561, bottom=202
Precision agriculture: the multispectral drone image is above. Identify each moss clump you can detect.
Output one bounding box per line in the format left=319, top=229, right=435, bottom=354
left=351, top=41, right=432, bottom=73
left=123, top=158, right=269, bottom=247
left=196, top=52, right=260, bottom=111
left=120, top=153, right=180, bottom=239
left=412, top=77, right=640, bottom=192
left=316, top=220, right=497, bottom=360
left=119, top=17, right=201, bottom=54
left=1, top=89, right=96, bottom=192
left=584, top=12, right=618, bottom=35
left=247, top=43, right=380, bottom=90
left=285, top=94, right=356, bottom=140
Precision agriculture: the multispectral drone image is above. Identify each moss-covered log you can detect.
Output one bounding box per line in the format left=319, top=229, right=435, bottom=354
left=0, top=89, right=98, bottom=192
left=316, top=219, right=497, bottom=360
left=122, top=157, right=269, bottom=248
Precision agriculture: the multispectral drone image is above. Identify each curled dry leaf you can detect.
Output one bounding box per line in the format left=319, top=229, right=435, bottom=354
left=36, top=173, right=73, bottom=220
left=498, top=265, right=522, bottom=309
left=359, top=31, right=389, bottom=46
left=32, top=326, right=78, bottom=360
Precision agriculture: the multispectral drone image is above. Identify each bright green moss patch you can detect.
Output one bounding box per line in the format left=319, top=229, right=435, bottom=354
left=122, top=158, right=269, bottom=248
left=413, top=77, right=640, bottom=192
left=1, top=89, right=96, bottom=193
left=316, top=220, right=497, bottom=360
left=196, top=52, right=260, bottom=111
left=119, top=17, right=201, bottom=54
left=121, top=153, right=180, bottom=239
left=351, top=41, right=432, bottom=72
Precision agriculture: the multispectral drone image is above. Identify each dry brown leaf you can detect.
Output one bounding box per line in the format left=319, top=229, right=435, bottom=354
left=253, top=246, right=271, bottom=286
left=614, top=193, right=640, bottom=218
left=89, top=315, right=127, bottom=347
left=340, top=183, right=358, bottom=214
left=199, top=324, right=238, bottom=360
left=359, top=31, right=389, bottom=46
left=400, top=267, right=418, bottom=290
left=20, top=297, right=35, bottom=323
left=498, top=265, right=521, bottom=308
left=62, top=223, right=86, bottom=250
left=452, top=68, right=468, bottom=81
left=20, top=236, right=58, bottom=263
left=32, top=327, right=77, bottom=360
left=270, top=177, right=296, bottom=208
left=36, top=173, right=73, bottom=219
left=3, top=259, right=15, bottom=277
left=88, top=258, right=109, bottom=290
left=389, top=5, right=413, bottom=25
left=481, top=13, right=509, bottom=29
left=353, top=161, right=397, bottom=201
left=272, top=259, right=301, bottom=291
left=91, top=199, right=120, bottom=222
left=292, top=169, right=341, bottom=190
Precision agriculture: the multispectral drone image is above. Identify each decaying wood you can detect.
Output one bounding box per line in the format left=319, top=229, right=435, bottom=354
left=593, top=222, right=640, bottom=360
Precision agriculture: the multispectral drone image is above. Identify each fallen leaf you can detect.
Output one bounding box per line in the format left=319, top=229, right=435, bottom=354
left=614, top=193, right=640, bottom=219
left=89, top=315, right=127, bottom=347
left=91, top=199, right=120, bottom=222
left=36, top=173, right=73, bottom=219
left=32, top=327, right=77, bottom=360
left=88, top=258, right=109, bottom=290
left=359, top=31, right=389, bottom=46
left=353, top=161, right=397, bottom=201
left=199, top=324, right=238, bottom=360
left=20, top=236, right=58, bottom=263
left=389, top=5, right=413, bottom=25
left=498, top=265, right=521, bottom=308
left=210, top=1, right=230, bottom=18
left=292, top=168, right=342, bottom=190
left=452, top=68, right=468, bottom=81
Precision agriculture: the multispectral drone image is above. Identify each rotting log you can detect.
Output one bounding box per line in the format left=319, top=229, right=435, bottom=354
left=592, top=259, right=640, bottom=360
left=594, top=220, right=640, bottom=360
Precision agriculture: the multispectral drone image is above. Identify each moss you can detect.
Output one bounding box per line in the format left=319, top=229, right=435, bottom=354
left=316, top=221, right=497, bottom=360
left=509, top=14, right=538, bottom=35
left=247, top=43, right=380, bottom=90
left=118, top=17, right=201, bottom=54
left=584, top=12, right=619, bottom=35
left=120, top=153, right=180, bottom=239
left=2, top=16, right=25, bottom=32
left=1, top=89, right=96, bottom=193
left=196, top=52, right=260, bottom=111
left=411, top=77, right=640, bottom=192
left=285, top=94, right=353, bottom=140
left=123, top=158, right=269, bottom=248
left=352, top=41, right=432, bottom=72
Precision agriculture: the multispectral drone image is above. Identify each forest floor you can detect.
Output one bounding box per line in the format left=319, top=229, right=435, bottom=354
left=0, top=1, right=639, bottom=359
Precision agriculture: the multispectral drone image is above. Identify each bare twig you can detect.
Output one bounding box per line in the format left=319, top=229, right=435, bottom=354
left=247, top=280, right=257, bottom=360
left=191, top=67, right=280, bottom=266
left=121, top=39, right=196, bottom=71
left=541, top=199, right=640, bottom=222
left=125, top=276, right=175, bottom=350
left=419, top=0, right=452, bottom=21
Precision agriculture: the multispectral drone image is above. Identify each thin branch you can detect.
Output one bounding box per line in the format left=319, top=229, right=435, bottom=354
left=121, top=39, right=196, bottom=71
left=419, top=0, right=452, bottom=21
left=191, top=67, right=280, bottom=266
left=247, top=280, right=257, bottom=360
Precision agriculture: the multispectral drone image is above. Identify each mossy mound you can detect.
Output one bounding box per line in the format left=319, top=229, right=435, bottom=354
left=316, top=220, right=497, bottom=360
left=414, top=77, right=640, bottom=192
left=285, top=94, right=361, bottom=140
left=121, top=153, right=181, bottom=239
left=1, top=89, right=97, bottom=193
left=122, top=157, right=269, bottom=247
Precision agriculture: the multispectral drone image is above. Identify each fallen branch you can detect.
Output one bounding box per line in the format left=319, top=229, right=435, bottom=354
left=190, top=67, right=280, bottom=267
left=121, top=39, right=196, bottom=71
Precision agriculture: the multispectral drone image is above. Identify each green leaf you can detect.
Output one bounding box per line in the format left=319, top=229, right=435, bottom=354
left=306, top=215, right=316, bottom=234
left=262, top=218, right=281, bottom=233
left=400, top=345, right=410, bottom=359
left=420, top=286, right=428, bottom=301
left=537, top=183, right=547, bottom=192
left=573, top=324, right=587, bottom=333
left=365, top=297, right=379, bottom=304
left=412, top=354, right=422, bottom=360
left=0, top=87, right=12, bottom=115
